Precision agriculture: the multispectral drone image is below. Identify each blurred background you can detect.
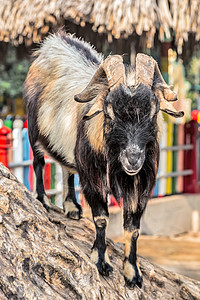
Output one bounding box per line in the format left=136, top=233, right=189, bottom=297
left=0, top=0, right=200, bottom=281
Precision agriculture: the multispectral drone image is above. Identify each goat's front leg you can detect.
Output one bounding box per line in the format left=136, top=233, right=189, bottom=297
left=84, top=189, right=113, bottom=276
left=123, top=196, right=148, bottom=288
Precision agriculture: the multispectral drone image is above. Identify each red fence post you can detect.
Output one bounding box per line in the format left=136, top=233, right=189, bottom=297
left=184, top=120, right=200, bottom=193
left=0, top=126, right=12, bottom=168
left=44, top=155, right=51, bottom=198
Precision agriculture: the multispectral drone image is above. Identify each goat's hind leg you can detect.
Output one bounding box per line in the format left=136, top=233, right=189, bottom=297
left=29, top=121, right=51, bottom=210
left=62, top=168, right=82, bottom=219
left=33, top=151, right=51, bottom=211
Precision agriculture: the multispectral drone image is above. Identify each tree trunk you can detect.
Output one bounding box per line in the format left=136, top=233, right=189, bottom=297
left=0, top=164, right=200, bottom=300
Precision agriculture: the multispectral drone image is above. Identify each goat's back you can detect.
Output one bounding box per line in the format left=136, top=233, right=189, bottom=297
left=24, top=32, right=103, bottom=167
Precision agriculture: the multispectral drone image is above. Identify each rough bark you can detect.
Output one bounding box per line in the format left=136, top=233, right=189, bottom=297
left=0, top=164, right=200, bottom=300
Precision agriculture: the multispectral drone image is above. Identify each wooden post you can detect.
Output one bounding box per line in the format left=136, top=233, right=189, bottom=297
left=166, top=122, right=173, bottom=195
left=130, top=41, right=136, bottom=66
left=172, top=124, right=178, bottom=194
left=159, top=122, right=167, bottom=196
left=12, top=119, right=24, bottom=183
left=161, top=42, right=173, bottom=195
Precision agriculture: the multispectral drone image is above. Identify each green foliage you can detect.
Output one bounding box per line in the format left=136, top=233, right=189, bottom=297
left=0, top=47, right=30, bottom=99
left=186, top=55, right=200, bottom=86
left=185, top=50, right=200, bottom=109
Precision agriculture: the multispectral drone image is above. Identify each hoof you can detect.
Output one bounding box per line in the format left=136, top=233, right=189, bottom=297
left=124, top=260, right=143, bottom=288
left=97, top=261, right=113, bottom=276
left=66, top=209, right=82, bottom=220
left=124, top=273, right=143, bottom=289
left=36, top=194, right=51, bottom=211
left=91, top=248, right=113, bottom=276
left=43, top=203, right=50, bottom=212
left=64, top=201, right=82, bottom=220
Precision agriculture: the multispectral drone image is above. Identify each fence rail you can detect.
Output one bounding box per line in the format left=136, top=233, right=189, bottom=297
left=157, top=169, right=193, bottom=179
left=1, top=119, right=200, bottom=204
left=8, top=144, right=194, bottom=181
left=161, top=144, right=194, bottom=151
left=8, top=158, right=53, bottom=168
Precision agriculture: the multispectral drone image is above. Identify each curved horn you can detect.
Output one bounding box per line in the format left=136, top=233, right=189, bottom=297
left=74, top=55, right=126, bottom=103
left=135, top=54, right=177, bottom=100
left=102, top=55, right=126, bottom=91
left=74, top=67, right=107, bottom=103
left=135, top=53, right=184, bottom=118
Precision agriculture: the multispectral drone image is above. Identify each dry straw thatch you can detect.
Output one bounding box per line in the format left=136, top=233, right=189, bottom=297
left=0, top=0, right=200, bottom=53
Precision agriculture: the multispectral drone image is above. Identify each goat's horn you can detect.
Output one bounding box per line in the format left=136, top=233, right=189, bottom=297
left=135, top=54, right=177, bottom=101
left=74, top=67, right=106, bottom=103
left=102, top=55, right=126, bottom=91
left=135, top=54, right=154, bottom=89
left=74, top=55, right=126, bottom=103
left=135, top=53, right=184, bottom=117
left=153, top=62, right=177, bottom=101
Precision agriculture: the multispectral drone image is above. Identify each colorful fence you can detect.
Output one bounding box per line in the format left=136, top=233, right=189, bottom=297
left=0, top=117, right=199, bottom=209
left=153, top=122, right=194, bottom=197
left=0, top=118, right=81, bottom=208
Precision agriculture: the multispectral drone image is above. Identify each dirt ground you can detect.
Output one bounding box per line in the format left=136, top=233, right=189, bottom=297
left=114, top=233, right=200, bottom=281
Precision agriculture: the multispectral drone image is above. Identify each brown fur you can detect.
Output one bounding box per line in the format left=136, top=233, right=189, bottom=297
left=86, top=111, right=105, bottom=154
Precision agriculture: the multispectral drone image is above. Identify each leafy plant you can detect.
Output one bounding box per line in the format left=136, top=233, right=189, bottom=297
left=0, top=47, right=30, bottom=99
left=185, top=50, right=200, bottom=109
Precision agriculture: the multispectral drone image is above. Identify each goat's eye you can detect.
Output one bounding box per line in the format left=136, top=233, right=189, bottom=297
left=105, top=113, right=111, bottom=119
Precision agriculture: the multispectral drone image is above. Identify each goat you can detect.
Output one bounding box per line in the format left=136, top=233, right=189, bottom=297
left=24, top=31, right=184, bottom=288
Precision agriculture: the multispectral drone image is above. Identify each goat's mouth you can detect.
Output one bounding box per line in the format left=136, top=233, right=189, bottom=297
left=120, top=152, right=144, bottom=176
left=122, top=165, right=142, bottom=176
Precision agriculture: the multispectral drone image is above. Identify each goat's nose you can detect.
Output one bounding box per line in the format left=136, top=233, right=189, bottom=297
left=127, top=152, right=141, bottom=166
left=120, top=147, right=145, bottom=175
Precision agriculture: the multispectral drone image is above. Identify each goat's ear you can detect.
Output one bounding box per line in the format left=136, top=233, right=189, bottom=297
left=83, top=93, right=105, bottom=120
left=160, top=108, right=184, bottom=118
left=159, top=94, right=184, bottom=118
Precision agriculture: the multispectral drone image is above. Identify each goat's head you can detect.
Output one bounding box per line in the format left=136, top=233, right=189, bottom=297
left=74, top=54, right=184, bottom=175
left=103, top=83, right=160, bottom=175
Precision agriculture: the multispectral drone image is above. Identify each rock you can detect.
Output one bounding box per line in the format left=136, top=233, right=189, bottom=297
left=0, top=163, right=200, bottom=299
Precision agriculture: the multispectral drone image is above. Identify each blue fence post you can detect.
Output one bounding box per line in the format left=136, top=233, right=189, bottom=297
left=74, top=174, right=80, bottom=203
left=22, top=124, right=30, bottom=190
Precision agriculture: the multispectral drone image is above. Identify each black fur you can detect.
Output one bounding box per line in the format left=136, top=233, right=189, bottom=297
left=104, top=84, right=159, bottom=201
left=59, top=32, right=101, bottom=65
left=33, top=154, right=49, bottom=210
left=75, top=83, right=160, bottom=287
left=64, top=174, right=82, bottom=219
left=23, top=81, right=42, bottom=149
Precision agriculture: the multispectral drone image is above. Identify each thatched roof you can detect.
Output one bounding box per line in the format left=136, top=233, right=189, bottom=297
left=0, top=0, right=200, bottom=53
